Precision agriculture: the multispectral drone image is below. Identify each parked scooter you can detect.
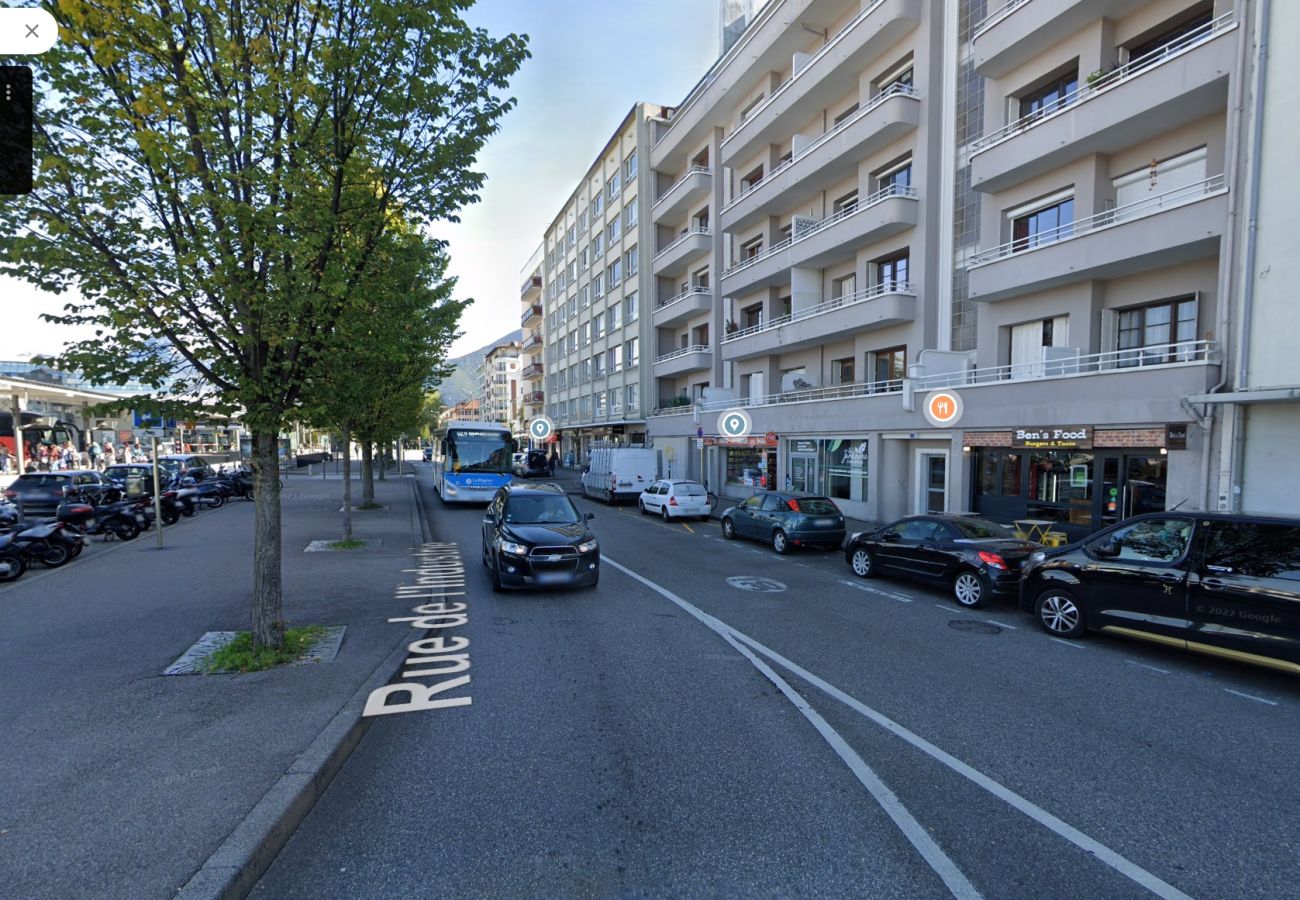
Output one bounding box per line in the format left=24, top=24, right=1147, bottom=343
left=0, top=520, right=85, bottom=570
left=181, top=475, right=227, bottom=509
left=57, top=497, right=149, bottom=541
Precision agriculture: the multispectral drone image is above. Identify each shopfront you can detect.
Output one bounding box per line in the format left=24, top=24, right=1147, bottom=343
left=714, top=433, right=780, bottom=494
left=965, top=425, right=1173, bottom=540
left=783, top=435, right=870, bottom=511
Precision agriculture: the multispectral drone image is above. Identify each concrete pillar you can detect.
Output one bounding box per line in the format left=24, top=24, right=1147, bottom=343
left=10, top=393, right=23, bottom=475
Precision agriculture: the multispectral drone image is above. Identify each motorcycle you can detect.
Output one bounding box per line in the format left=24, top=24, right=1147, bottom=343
left=0, top=499, right=19, bottom=530
left=209, top=468, right=253, bottom=500
left=57, top=497, right=149, bottom=542
left=0, top=520, right=85, bottom=570
left=181, top=475, right=227, bottom=509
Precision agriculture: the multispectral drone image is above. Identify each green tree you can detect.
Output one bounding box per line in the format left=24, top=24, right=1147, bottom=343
left=0, top=1, right=527, bottom=649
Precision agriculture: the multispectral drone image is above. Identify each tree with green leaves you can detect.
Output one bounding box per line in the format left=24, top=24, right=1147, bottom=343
left=0, top=0, right=528, bottom=648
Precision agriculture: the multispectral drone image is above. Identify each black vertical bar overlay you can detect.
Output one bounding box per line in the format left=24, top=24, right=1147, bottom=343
left=0, top=65, right=33, bottom=195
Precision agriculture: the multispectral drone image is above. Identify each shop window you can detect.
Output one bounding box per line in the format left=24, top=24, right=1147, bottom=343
left=978, top=448, right=1022, bottom=497
left=820, top=438, right=868, bottom=502
left=726, top=448, right=766, bottom=487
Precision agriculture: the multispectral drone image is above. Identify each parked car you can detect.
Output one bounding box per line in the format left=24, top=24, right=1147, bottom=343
left=103, top=463, right=160, bottom=498
left=3, top=470, right=123, bottom=516
left=157, top=454, right=213, bottom=481
left=845, top=514, right=1041, bottom=608
left=720, top=491, right=845, bottom=554
left=422, top=447, right=434, bottom=462
left=1020, top=511, right=1300, bottom=675
left=581, top=447, right=656, bottom=503
left=513, top=449, right=550, bottom=478
left=481, top=482, right=599, bottom=591
left=639, top=480, right=711, bottom=521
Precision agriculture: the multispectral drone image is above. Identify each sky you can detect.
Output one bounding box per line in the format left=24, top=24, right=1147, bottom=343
left=0, top=0, right=722, bottom=363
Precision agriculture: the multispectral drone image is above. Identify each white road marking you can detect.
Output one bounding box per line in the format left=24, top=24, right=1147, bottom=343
left=839, top=580, right=912, bottom=603
left=1125, top=660, right=1170, bottom=675
left=603, top=556, right=1193, bottom=900
left=604, top=557, right=981, bottom=899
left=934, top=603, right=950, bottom=611
left=1049, top=638, right=1086, bottom=650
left=984, top=619, right=1017, bottom=630
left=1223, top=688, right=1278, bottom=707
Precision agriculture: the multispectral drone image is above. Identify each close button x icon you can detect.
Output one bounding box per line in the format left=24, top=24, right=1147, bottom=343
left=25, top=25, right=38, bottom=39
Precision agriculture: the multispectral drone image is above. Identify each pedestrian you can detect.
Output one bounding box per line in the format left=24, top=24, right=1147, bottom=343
left=547, top=448, right=557, bottom=477
left=88, top=438, right=101, bottom=470
left=103, top=441, right=115, bottom=466
left=62, top=441, right=78, bottom=470
left=0, top=444, right=9, bottom=474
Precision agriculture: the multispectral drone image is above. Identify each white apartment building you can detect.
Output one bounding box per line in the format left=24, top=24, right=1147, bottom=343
left=479, top=342, right=521, bottom=428
left=540, top=104, right=665, bottom=465
left=518, top=245, right=546, bottom=440
left=641, top=0, right=1273, bottom=535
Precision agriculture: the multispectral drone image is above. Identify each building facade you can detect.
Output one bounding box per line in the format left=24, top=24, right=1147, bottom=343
left=479, top=342, right=520, bottom=427
left=640, top=0, right=1266, bottom=533
left=540, top=104, right=667, bottom=465
left=519, top=245, right=546, bottom=441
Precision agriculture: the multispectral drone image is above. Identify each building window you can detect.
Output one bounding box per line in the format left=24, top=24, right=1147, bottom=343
left=578, top=209, right=588, bottom=232
left=580, top=322, right=591, bottom=346
left=607, top=345, right=622, bottom=372
left=871, top=346, right=906, bottom=391
left=607, top=217, right=621, bottom=244
left=580, top=358, right=591, bottom=380
left=606, top=172, right=619, bottom=200
left=624, top=197, right=637, bottom=230
left=579, top=247, right=588, bottom=268
left=593, top=192, right=603, bottom=215
left=625, top=292, right=639, bottom=322
left=877, top=59, right=914, bottom=92
left=833, top=190, right=858, bottom=215
left=592, top=312, right=603, bottom=339
left=878, top=159, right=912, bottom=191
left=832, top=273, right=857, bottom=299
left=1019, top=70, right=1078, bottom=120
left=741, top=302, right=763, bottom=329
left=625, top=337, right=639, bottom=367
left=608, top=301, right=622, bottom=331
left=1011, top=197, right=1074, bottom=252
left=740, top=235, right=764, bottom=261
left=876, top=252, right=909, bottom=289
left=593, top=354, right=605, bottom=377
left=625, top=385, right=639, bottom=411
left=740, top=165, right=763, bottom=194
left=625, top=149, right=637, bottom=180
left=593, top=273, right=604, bottom=298
left=831, top=357, right=855, bottom=385
left=593, top=232, right=604, bottom=257
left=625, top=245, right=638, bottom=277
left=833, top=103, right=860, bottom=126
left=1116, top=296, right=1198, bottom=366
left=609, top=389, right=622, bottom=414
left=1126, top=9, right=1214, bottom=72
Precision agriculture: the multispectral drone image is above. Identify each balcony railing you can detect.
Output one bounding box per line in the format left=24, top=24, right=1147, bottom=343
left=912, top=340, right=1218, bottom=390
left=723, top=282, right=915, bottom=342
left=722, top=184, right=917, bottom=278
left=648, top=400, right=694, bottom=418
left=520, top=303, right=543, bottom=325
left=653, top=344, right=711, bottom=365
left=520, top=334, right=542, bottom=352
left=523, top=391, right=544, bottom=404
left=721, top=0, right=890, bottom=149
left=968, top=175, right=1224, bottom=267
left=521, top=363, right=544, bottom=379
left=723, top=83, right=918, bottom=212
left=971, top=11, right=1235, bottom=153
left=693, top=379, right=904, bottom=414
left=519, top=274, right=542, bottom=297
left=653, top=166, right=710, bottom=210
left=656, top=286, right=710, bottom=310
left=653, top=226, right=711, bottom=262
left=971, top=0, right=1030, bottom=40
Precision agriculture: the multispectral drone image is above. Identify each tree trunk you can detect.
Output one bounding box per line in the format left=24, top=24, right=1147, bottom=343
left=251, top=429, right=284, bottom=651
left=361, top=442, right=375, bottom=506
left=341, top=426, right=353, bottom=541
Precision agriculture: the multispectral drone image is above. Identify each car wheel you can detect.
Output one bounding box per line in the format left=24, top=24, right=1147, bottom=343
left=661, top=506, right=670, bottom=521
left=772, top=529, right=789, bottom=555
left=40, top=543, right=71, bottom=568
left=638, top=500, right=646, bottom=515
left=0, top=553, right=25, bottom=582
left=721, top=517, right=736, bottom=540
left=490, top=558, right=504, bottom=593
left=111, top=518, right=141, bottom=541
left=953, top=570, right=986, bottom=608
left=850, top=547, right=875, bottom=578
left=1035, top=587, right=1085, bottom=638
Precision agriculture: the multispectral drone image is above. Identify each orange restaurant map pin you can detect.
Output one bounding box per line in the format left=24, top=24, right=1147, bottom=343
left=922, top=389, right=964, bottom=428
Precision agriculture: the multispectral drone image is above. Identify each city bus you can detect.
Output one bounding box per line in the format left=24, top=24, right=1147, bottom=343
left=430, top=420, right=515, bottom=503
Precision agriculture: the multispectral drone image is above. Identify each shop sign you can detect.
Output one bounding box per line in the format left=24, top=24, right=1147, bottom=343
left=705, top=435, right=778, bottom=448
left=1011, top=426, right=1093, bottom=449
left=791, top=440, right=817, bottom=454
left=1165, top=423, right=1188, bottom=450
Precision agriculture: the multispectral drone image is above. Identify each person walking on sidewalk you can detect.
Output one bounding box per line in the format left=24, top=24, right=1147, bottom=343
left=547, top=448, right=557, bottom=477
left=88, top=439, right=101, bottom=470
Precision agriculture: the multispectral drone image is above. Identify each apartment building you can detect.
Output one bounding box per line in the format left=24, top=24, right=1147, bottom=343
left=540, top=104, right=666, bottom=464
left=643, top=0, right=1264, bottom=533
left=479, top=342, right=520, bottom=427
left=518, top=245, right=546, bottom=441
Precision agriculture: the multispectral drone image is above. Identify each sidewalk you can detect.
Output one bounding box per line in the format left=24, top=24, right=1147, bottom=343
left=0, top=471, right=427, bottom=900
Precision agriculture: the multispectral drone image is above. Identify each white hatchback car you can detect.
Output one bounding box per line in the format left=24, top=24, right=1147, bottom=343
left=638, top=479, right=711, bottom=521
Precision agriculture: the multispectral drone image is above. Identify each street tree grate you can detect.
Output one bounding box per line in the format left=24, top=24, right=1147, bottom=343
left=303, top=539, right=382, bottom=552
left=163, top=625, right=346, bottom=675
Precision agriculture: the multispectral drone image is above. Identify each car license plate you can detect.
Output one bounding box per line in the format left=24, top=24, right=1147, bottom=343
left=814, top=518, right=835, bottom=526
left=536, top=572, right=569, bottom=584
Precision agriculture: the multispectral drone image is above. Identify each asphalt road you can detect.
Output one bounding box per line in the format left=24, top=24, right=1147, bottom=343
left=256, top=465, right=1299, bottom=899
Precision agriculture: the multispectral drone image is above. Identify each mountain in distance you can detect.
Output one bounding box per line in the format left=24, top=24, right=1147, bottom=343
left=435, top=329, right=522, bottom=406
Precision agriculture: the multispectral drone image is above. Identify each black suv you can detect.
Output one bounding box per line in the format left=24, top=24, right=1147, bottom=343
left=481, top=483, right=598, bottom=591
left=4, top=470, right=123, bottom=516
left=1021, top=511, right=1300, bottom=675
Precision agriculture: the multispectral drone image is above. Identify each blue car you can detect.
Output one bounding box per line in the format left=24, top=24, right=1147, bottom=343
left=720, top=491, right=846, bottom=554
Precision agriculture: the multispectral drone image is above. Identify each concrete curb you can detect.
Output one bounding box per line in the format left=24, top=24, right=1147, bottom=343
left=175, top=478, right=433, bottom=900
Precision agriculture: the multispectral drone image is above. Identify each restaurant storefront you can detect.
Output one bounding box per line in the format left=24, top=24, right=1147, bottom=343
left=964, top=425, right=1181, bottom=540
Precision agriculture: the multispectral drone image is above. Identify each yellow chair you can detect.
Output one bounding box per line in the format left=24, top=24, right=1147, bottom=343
left=1042, top=531, right=1069, bottom=547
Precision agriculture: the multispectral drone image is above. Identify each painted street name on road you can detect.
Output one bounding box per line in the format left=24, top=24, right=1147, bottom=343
left=363, top=542, right=473, bottom=717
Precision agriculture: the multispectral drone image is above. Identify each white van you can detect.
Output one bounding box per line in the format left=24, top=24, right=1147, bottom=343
left=581, top=447, right=656, bottom=503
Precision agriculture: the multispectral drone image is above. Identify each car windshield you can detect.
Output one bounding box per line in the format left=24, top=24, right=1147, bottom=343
left=676, top=483, right=706, bottom=496
left=796, top=498, right=838, bottom=515
left=950, top=519, right=1014, bottom=539
left=505, top=495, right=580, bottom=525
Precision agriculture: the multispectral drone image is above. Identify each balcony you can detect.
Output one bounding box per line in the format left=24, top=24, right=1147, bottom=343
left=652, top=166, right=711, bottom=224
left=652, top=345, right=712, bottom=378
left=971, top=12, right=1236, bottom=193
left=722, top=84, right=920, bottom=233
left=722, top=283, right=917, bottom=362
left=647, top=400, right=695, bottom=419
left=972, top=0, right=1152, bottom=77
left=521, top=362, right=544, bottom=380
left=520, top=274, right=542, bottom=300
left=719, top=0, right=922, bottom=167
left=651, top=227, right=711, bottom=278
left=523, top=391, right=544, bottom=404
left=694, top=379, right=903, bottom=414
left=520, top=304, right=543, bottom=326
left=520, top=333, right=542, bottom=353
left=653, top=287, right=712, bottom=328
left=720, top=185, right=918, bottom=295
left=968, top=176, right=1226, bottom=303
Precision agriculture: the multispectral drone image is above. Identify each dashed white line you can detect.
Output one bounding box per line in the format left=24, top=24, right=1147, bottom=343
left=1125, top=660, right=1170, bottom=675
left=1223, top=688, right=1278, bottom=707
left=840, top=580, right=912, bottom=603
left=984, top=619, right=1017, bottom=630
left=1050, top=637, right=1086, bottom=650
left=933, top=603, right=950, bottom=611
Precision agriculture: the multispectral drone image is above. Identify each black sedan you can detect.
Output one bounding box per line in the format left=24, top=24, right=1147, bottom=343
left=3, top=470, right=123, bottom=516
left=481, top=482, right=599, bottom=591
left=844, top=514, right=1041, bottom=608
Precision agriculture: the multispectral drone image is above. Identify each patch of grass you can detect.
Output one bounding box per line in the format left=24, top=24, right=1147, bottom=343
left=204, top=625, right=328, bottom=674
left=330, top=538, right=366, bottom=550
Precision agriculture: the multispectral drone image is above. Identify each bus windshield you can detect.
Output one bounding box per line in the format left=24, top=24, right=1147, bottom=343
left=446, top=431, right=511, bottom=474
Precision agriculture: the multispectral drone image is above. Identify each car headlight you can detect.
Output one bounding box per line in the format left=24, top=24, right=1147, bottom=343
left=500, top=540, right=528, bottom=556
left=577, top=539, right=598, bottom=554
